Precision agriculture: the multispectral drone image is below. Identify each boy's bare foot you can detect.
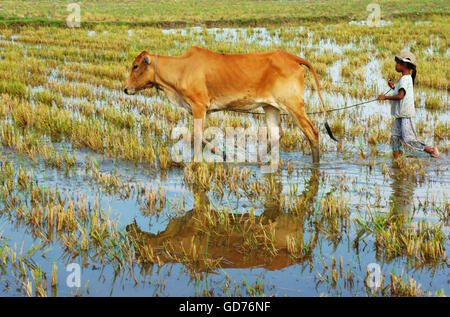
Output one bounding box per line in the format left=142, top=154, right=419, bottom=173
left=424, top=146, right=440, bottom=158
left=430, top=147, right=440, bottom=158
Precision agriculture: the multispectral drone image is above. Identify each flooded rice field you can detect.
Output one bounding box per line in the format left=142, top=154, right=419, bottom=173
left=0, top=15, right=448, bottom=296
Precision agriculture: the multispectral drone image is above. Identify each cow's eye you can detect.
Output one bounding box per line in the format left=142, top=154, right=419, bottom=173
left=132, top=65, right=138, bottom=70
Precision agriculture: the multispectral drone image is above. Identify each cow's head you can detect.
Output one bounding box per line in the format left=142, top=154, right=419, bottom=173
left=124, top=51, right=155, bottom=95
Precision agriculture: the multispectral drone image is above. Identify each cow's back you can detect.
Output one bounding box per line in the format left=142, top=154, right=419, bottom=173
left=184, top=47, right=300, bottom=107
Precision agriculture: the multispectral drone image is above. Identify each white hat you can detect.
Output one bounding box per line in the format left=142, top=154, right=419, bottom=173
left=395, top=51, right=417, bottom=67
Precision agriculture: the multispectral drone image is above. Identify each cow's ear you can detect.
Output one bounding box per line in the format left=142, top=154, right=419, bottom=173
left=142, top=56, right=151, bottom=65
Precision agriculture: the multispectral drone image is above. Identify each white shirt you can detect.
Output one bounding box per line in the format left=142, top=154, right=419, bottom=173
left=391, top=74, right=415, bottom=118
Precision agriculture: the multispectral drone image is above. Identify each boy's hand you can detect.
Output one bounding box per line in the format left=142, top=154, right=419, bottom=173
left=388, top=79, right=395, bottom=89
left=378, top=95, right=387, bottom=101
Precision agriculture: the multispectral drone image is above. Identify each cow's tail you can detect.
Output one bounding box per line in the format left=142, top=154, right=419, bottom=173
left=292, top=56, right=338, bottom=142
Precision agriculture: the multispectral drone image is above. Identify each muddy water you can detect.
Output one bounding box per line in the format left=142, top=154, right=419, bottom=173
left=1, top=141, right=447, bottom=296
left=0, top=25, right=448, bottom=297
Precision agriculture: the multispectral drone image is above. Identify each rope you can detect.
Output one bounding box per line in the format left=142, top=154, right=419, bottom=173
left=229, top=88, right=392, bottom=117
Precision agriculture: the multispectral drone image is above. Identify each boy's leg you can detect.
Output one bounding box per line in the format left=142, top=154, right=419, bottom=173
left=402, top=118, right=439, bottom=157
left=392, top=118, right=402, bottom=158
left=393, top=149, right=402, bottom=159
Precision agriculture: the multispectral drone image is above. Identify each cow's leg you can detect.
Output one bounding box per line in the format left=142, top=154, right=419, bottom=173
left=263, top=105, right=284, bottom=141
left=201, top=112, right=210, bottom=150
left=192, top=107, right=207, bottom=162
left=201, top=112, right=226, bottom=161
left=286, top=101, right=320, bottom=163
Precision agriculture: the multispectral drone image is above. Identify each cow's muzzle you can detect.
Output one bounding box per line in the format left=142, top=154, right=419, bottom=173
left=124, top=88, right=136, bottom=95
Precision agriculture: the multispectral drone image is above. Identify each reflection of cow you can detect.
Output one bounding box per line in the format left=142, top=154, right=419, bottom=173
left=124, top=47, right=337, bottom=163
left=126, top=170, right=319, bottom=271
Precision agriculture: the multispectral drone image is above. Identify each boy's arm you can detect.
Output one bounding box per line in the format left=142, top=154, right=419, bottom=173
left=378, top=88, right=405, bottom=101
left=378, top=76, right=407, bottom=101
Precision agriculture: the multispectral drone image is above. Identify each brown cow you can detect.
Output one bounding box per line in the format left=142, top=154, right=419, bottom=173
left=124, top=46, right=336, bottom=163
